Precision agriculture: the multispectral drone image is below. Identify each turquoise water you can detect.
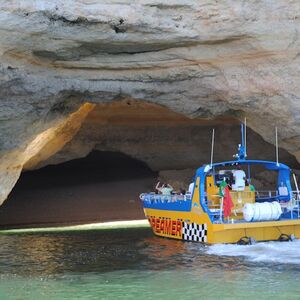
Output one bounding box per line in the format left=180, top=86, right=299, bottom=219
left=0, top=228, right=300, bottom=299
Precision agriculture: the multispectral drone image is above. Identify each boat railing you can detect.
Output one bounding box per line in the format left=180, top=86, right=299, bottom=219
left=292, top=190, right=300, bottom=200
left=140, top=193, right=192, bottom=203
left=289, top=191, right=300, bottom=219
left=255, top=190, right=278, bottom=199
left=207, top=191, right=300, bottom=222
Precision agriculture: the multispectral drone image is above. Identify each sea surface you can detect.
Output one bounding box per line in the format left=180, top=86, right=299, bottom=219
left=0, top=227, right=300, bottom=300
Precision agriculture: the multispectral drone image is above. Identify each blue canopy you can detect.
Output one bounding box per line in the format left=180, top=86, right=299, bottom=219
left=196, top=159, right=290, bottom=174
left=195, top=159, right=292, bottom=216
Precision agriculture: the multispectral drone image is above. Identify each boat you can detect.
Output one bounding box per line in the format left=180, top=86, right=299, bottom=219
left=140, top=122, right=300, bottom=244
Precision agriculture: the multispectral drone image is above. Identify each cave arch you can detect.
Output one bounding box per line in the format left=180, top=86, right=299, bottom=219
left=1, top=99, right=299, bottom=227
left=0, top=151, right=157, bottom=228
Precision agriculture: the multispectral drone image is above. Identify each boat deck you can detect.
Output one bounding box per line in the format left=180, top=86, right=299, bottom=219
left=140, top=191, right=300, bottom=223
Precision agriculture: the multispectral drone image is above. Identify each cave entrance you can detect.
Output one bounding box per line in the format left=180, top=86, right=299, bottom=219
left=1, top=100, right=300, bottom=228
left=0, top=151, right=157, bottom=228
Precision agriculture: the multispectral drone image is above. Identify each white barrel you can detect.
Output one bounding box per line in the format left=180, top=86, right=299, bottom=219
left=243, top=202, right=282, bottom=222
left=243, top=203, right=254, bottom=222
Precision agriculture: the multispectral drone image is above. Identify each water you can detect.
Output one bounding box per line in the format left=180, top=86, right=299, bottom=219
left=0, top=228, right=300, bottom=300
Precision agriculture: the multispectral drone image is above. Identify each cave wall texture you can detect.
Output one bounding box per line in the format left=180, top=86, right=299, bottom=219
left=0, top=0, right=300, bottom=205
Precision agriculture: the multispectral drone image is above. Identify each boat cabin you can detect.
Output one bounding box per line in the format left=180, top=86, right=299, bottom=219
left=199, top=159, right=297, bottom=223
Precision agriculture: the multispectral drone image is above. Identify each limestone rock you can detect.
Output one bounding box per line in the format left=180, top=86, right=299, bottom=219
left=0, top=1, right=300, bottom=204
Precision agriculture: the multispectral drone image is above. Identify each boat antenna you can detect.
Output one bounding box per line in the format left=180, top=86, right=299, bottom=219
left=210, top=128, right=215, bottom=167
left=275, top=127, right=279, bottom=166
left=244, top=117, right=247, bottom=158
left=235, top=122, right=246, bottom=160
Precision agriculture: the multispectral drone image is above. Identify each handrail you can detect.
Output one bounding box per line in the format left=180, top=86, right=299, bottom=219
left=255, top=190, right=280, bottom=201
left=286, top=191, right=300, bottom=219
left=140, top=193, right=192, bottom=203
left=291, top=191, right=300, bottom=200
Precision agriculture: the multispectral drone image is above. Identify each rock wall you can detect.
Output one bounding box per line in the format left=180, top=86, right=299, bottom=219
left=33, top=101, right=299, bottom=172
left=0, top=1, right=300, bottom=204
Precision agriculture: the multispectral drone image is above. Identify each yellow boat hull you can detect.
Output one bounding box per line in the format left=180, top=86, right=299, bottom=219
left=144, top=207, right=300, bottom=244
left=143, top=175, right=300, bottom=243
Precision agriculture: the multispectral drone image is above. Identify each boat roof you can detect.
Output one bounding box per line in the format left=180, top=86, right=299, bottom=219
left=197, top=159, right=290, bottom=175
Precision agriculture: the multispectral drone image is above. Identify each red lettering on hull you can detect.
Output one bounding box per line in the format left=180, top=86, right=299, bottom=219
left=148, top=217, right=182, bottom=237
left=176, top=221, right=182, bottom=236
left=171, top=220, right=176, bottom=235
left=165, top=219, right=171, bottom=235
left=160, top=219, right=165, bottom=233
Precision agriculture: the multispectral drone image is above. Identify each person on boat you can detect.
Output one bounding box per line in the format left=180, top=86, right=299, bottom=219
left=219, top=178, right=228, bottom=197
left=245, top=179, right=255, bottom=192
left=249, top=183, right=255, bottom=192
left=155, top=182, right=174, bottom=195
left=225, top=177, right=232, bottom=189
left=188, top=182, right=194, bottom=194
left=232, top=165, right=246, bottom=191
left=188, top=176, right=195, bottom=194
left=177, top=188, right=186, bottom=195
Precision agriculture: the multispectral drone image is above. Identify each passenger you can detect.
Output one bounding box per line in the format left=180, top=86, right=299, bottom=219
left=232, top=165, right=246, bottom=191
left=225, top=177, right=232, bottom=189
left=188, top=176, right=195, bottom=194
left=249, top=184, right=255, bottom=192
left=155, top=181, right=162, bottom=194
left=178, top=188, right=186, bottom=195
left=155, top=181, right=174, bottom=195
left=246, top=180, right=255, bottom=192
left=219, top=177, right=228, bottom=197
left=188, top=182, right=195, bottom=194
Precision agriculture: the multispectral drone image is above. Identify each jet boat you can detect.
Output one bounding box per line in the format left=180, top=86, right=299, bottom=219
left=140, top=123, right=300, bottom=244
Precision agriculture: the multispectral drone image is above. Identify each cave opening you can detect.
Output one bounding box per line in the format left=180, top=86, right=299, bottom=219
left=1, top=100, right=300, bottom=228
left=0, top=151, right=157, bottom=228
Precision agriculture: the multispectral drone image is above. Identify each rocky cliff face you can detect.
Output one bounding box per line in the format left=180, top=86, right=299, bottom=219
left=0, top=1, right=300, bottom=205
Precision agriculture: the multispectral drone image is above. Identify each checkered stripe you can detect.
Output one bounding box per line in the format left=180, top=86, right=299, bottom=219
left=182, top=222, right=207, bottom=242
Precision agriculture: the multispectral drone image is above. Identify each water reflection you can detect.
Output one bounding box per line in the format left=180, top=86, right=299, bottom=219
left=0, top=228, right=300, bottom=299
left=1, top=228, right=299, bottom=277
left=0, top=229, right=152, bottom=276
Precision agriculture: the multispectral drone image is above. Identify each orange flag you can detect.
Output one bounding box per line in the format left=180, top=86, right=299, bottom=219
left=223, top=186, right=234, bottom=218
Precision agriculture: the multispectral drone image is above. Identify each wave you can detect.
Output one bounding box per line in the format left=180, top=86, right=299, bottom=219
left=207, top=239, right=300, bottom=264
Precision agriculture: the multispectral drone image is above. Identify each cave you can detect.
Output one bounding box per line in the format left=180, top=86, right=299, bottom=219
left=0, top=151, right=157, bottom=228
left=0, top=100, right=299, bottom=228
